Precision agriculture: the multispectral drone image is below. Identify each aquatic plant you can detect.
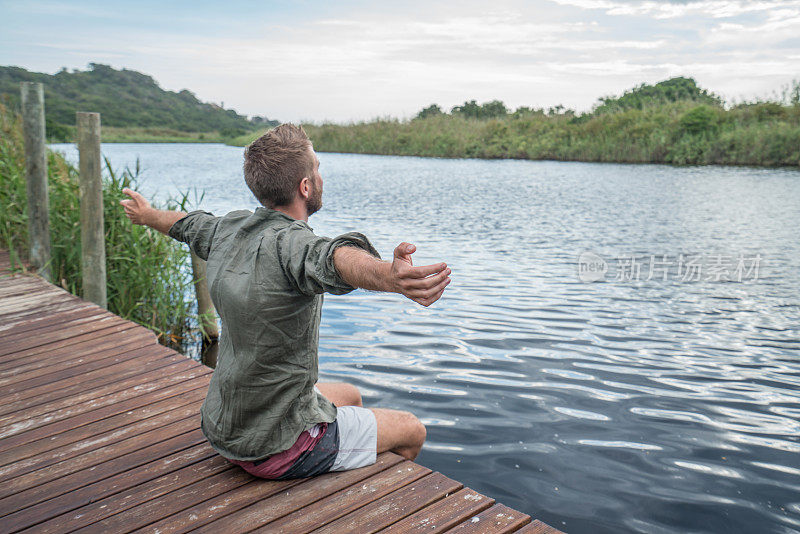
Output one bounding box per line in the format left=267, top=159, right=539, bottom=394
left=0, top=103, right=196, bottom=349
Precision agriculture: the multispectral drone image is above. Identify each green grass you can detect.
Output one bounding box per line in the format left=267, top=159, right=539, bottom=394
left=0, top=103, right=198, bottom=350
left=46, top=126, right=233, bottom=144
left=100, top=127, right=225, bottom=143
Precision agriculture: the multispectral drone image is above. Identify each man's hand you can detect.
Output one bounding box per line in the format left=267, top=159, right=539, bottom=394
left=333, top=242, right=452, bottom=307
left=120, top=188, right=153, bottom=226
left=119, top=188, right=187, bottom=235
left=390, top=242, right=451, bottom=307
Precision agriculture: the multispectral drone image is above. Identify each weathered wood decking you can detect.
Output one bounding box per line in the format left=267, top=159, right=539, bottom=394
left=0, top=250, right=564, bottom=533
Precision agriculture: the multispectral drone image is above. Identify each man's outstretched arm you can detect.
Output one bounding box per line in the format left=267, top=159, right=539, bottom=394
left=334, top=242, right=451, bottom=307
left=119, top=188, right=186, bottom=234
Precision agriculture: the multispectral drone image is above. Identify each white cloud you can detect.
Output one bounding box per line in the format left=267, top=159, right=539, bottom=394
left=550, top=0, right=800, bottom=19
left=706, top=13, right=800, bottom=45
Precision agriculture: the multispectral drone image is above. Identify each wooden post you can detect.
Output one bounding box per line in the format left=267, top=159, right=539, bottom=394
left=191, top=251, right=219, bottom=340
left=77, top=112, right=107, bottom=308
left=20, top=82, right=51, bottom=280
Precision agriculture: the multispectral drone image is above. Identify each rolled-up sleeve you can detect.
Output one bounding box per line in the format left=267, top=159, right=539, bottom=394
left=167, top=210, right=221, bottom=261
left=275, top=223, right=381, bottom=296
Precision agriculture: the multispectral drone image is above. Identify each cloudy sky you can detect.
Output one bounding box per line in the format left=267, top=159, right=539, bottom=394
left=1, top=0, right=798, bottom=122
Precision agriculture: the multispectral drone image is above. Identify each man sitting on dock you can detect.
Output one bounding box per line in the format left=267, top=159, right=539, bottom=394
left=119, top=124, right=451, bottom=480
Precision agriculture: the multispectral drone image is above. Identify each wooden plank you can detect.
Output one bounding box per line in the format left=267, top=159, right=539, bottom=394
left=0, top=342, right=177, bottom=397
left=0, top=315, right=127, bottom=357
left=71, top=467, right=256, bottom=533
left=0, top=352, right=193, bottom=431
left=379, top=487, right=495, bottom=533
left=0, top=418, right=204, bottom=510
left=0, top=305, right=115, bottom=343
left=0, top=279, right=50, bottom=297
left=0, top=277, right=73, bottom=295
left=0, top=295, right=82, bottom=323
left=0, top=313, right=123, bottom=356
left=252, top=461, right=431, bottom=533
left=515, top=519, right=567, bottom=534
left=0, top=301, right=96, bottom=333
left=0, top=345, right=179, bottom=410
left=0, top=331, right=157, bottom=388
left=311, top=471, right=463, bottom=534
left=0, top=281, right=65, bottom=300
left=0, top=431, right=214, bottom=533
left=0, top=267, right=26, bottom=278
left=0, top=291, right=77, bottom=314
left=445, top=503, right=531, bottom=533
left=0, top=379, right=204, bottom=464
left=0, top=345, right=177, bottom=395
left=0, top=286, right=69, bottom=305
left=0, top=273, right=31, bottom=285
left=0, top=278, right=39, bottom=291
left=16, top=453, right=234, bottom=534
left=126, top=477, right=306, bottom=534
left=0, top=364, right=209, bottom=449
left=0, top=351, right=191, bottom=424
left=0, top=387, right=207, bottom=478
left=0, top=304, right=107, bottom=338
left=0, top=322, right=154, bottom=370
left=0, top=321, right=152, bottom=364
left=0, top=291, right=75, bottom=319
left=0, top=294, right=85, bottom=322
left=193, top=452, right=406, bottom=534
left=0, top=288, right=55, bottom=307
left=0, top=443, right=217, bottom=533
left=0, top=326, right=154, bottom=378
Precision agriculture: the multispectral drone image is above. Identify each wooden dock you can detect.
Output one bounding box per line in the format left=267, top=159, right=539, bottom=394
left=0, top=249, right=564, bottom=533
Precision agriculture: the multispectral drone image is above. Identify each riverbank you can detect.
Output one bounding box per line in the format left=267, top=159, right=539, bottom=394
left=229, top=77, right=800, bottom=167
left=100, top=127, right=226, bottom=143
left=231, top=100, right=799, bottom=167
left=46, top=127, right=237, bottom=143
left=0, top=104, right=197, bottom=349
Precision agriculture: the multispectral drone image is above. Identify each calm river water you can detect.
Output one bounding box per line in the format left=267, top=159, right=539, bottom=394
left=51, top=143, right=800, bottom=534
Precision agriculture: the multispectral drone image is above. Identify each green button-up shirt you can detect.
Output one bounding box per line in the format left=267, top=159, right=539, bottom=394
left=168, top=206, right=380, bottom=461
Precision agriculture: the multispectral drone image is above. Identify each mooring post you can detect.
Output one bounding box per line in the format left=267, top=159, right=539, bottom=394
left=20, top=82, right=52, bottom=280
left=76, top=112, right=107, bottom=308
left=190, top=251, right=219, bottom=341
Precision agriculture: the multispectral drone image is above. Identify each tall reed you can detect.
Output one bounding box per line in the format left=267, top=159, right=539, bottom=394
left=0, top=104, right=195, bottom=350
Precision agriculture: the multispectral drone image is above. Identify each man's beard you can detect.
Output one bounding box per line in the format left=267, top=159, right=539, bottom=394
left=306, top=179, right=323, bottom=216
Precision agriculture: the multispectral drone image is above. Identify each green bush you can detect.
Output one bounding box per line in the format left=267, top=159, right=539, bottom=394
left=680, top=105, right=718, bottom=135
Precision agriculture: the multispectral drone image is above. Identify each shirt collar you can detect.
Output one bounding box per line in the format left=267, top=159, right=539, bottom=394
left=254, top=206, right=311, bottom=229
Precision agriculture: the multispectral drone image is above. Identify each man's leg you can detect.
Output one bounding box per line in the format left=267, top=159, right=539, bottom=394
left=315, top=381, right=362, bottom=407
left=370, top=407, right=426, bottom=461
left=316, top=382, right=426, bottom=461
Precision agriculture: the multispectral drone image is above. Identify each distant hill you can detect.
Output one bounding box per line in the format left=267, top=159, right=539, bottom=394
left=0, top=63, right=278, bottom=140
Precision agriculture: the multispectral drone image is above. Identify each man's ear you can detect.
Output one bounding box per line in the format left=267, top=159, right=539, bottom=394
left=298, top=176, right=311, bottom=200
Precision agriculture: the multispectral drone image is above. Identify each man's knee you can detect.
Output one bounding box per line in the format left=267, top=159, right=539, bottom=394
left=399, top=410, right=426, bottom=448
left=414, top=417, right=427, bottom=447
left=316, top=381, right=363, bottom=407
